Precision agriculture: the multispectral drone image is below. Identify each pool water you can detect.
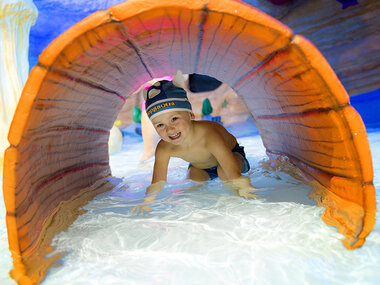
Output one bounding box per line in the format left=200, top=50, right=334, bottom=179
left=1, top=132, right=379, bottom=284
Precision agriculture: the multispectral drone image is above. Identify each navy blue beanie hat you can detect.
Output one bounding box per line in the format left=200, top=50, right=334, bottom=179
left=144, top=80, right=192, bottom=120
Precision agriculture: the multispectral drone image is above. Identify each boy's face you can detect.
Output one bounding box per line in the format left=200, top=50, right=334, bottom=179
left=151, top=111, right=194, bottom=145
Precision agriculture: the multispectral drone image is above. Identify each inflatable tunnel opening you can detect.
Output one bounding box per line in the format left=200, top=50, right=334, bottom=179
left=2, top=0, right=376, bottom=283
left=111, top=73, right=258, bottom=160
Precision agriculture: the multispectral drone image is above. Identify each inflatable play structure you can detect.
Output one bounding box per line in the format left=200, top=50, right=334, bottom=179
left=2, top=0, right=377, bottom=283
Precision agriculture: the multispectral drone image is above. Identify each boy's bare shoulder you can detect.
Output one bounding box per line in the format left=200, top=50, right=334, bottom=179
left=156, top=139, right=173, bottom=153
left=193, top=120, right=237, bottom=147
left=194, top=120, right=230, bottom=136
left=194, top=120, right=224, bottom=132
left=157, top=138, right=171, bottom=147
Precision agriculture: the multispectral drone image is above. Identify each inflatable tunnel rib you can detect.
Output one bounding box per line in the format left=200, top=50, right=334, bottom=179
left=3, top=0, right=376, bottom=283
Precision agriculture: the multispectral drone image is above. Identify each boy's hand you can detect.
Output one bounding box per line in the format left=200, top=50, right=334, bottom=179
left=132, top=193, right=157, bottom=214
left=238, top=186, right=260, bottom=199
left=132, top=181, right=165, bottom=214
left=229, top=176, right=260, bottom=199
left=132, top=197, right=154, bottom=214
left=132, top=203, right=152, bottom=214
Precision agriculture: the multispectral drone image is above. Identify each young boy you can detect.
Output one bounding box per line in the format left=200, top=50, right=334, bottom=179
left=134, top=78, right=258, bottom=214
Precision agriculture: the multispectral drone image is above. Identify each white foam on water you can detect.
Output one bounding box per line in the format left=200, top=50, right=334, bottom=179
left=1, top=132, right=380, bottom=284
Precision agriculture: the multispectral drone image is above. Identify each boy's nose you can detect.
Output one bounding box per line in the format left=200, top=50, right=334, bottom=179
left=166, top=125, right=176, bottom=134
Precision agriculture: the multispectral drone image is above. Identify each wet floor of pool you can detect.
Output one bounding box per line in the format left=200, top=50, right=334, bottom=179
left=1, top=133, right=379, bottom=284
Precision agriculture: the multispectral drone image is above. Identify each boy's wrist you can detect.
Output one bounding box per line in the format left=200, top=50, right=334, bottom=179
left=230, top=176, right=250, bottom=186
left=144, top=181, right=165, bottom=203
left=142, top=194, right=156, bottom=204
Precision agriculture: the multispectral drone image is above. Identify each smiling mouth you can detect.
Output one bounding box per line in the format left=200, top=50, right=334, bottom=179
left=169, top=132, right=181, bottom=140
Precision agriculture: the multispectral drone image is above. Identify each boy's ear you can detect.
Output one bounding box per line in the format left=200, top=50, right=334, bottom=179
left=172, top=70, right=185, bottom=89
left=143, top=88, right=148, bottom=101
left=189, top=112, right=195, bottom=120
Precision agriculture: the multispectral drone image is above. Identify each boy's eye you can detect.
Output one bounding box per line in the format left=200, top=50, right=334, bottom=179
left=171, top=117, right=178, bottom=122
left=156, top=123, right=164, bottom=128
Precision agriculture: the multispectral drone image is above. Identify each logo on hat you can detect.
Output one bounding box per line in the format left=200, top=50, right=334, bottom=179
left=144, top=80, right=192, bottom=120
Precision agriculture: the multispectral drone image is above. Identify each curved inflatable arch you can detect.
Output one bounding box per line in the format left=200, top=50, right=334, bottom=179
left=3, top=0, right=376, bottom=283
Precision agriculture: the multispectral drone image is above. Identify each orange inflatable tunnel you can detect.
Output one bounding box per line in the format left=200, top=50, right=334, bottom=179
left=3, top=0, right=376, bottom=283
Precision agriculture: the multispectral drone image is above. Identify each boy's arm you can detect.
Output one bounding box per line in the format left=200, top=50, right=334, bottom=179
left=134, top=141, right=170, bottom=214
left=207, top=132, right=259, bottom=199
left=207, top=132, right=242, bottom=180
left=151, top=140, right=170, bottom=184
